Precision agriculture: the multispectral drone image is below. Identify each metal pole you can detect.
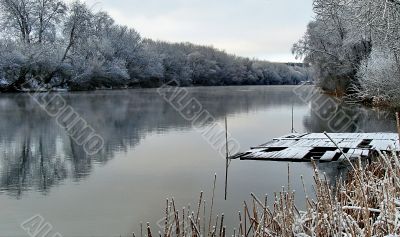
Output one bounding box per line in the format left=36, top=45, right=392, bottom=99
left=291, top=102, right=294, bottom=133
left=224, top=116, right=229, bottom=200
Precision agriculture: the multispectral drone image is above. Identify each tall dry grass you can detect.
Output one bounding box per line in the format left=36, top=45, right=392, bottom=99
left=140, top=151, right=400, bottom=237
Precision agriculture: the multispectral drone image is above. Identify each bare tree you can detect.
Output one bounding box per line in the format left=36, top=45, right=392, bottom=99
left=33, top=0, right=66, bottom=43
left=0, top=0, right=66, bottom=43
left=0, top=0, right=34, bottom=42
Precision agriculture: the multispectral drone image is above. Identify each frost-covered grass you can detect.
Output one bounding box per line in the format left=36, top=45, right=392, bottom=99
left=145, top=151, right=400, bottom=237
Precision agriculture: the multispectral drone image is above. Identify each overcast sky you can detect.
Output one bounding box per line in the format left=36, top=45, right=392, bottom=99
left=84, top=0, right=314, bottom=62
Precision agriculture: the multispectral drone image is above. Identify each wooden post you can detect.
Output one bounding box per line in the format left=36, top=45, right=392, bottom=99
left=287, top=163, right=290, bottom=191
left=396, top=112, right=400, bottom=148
left=224, top=117, right=229, bottom=200
left=291, top=102, right=294, bottom=133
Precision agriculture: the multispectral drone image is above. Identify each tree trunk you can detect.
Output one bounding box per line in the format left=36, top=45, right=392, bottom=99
left=43, top=23, right=75, bottom=85
left=1, top=68, right=29, bottom=92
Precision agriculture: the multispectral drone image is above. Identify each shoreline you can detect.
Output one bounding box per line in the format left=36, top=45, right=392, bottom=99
left=0, top=83, right=311, bottom=94
left=321, top=88, right=400, bottom=111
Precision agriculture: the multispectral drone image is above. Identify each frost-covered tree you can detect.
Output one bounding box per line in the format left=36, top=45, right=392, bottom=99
left=0, top=0, right=66, bottom=43
left=356, top=47, right=400, bottom=106
left=293, top=0, right=372, bottom=93
left=0, top=0, right=36, bottom=43
left=295, top=0, right=400, bottom=106
left=0, top=0, right=312, bottom=91
left=33, top=0, right=67, bottom=43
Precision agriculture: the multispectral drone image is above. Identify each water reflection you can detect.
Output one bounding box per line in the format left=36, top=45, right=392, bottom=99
left=0, top=87, right=307, bottom=197
left=0, top=86, right=397, bottom=236
left=0, top=86, right=397, bottom=198
left=303, top=93, right=396, bottom=133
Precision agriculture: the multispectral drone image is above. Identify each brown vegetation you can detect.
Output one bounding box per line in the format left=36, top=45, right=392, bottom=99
left=143, top=151, right=400, bottom=237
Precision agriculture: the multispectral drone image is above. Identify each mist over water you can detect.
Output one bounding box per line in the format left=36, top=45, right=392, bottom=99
left=0, top=86, right=396, bottom=236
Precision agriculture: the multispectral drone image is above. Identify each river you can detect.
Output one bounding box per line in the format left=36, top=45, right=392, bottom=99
left=0, top=85, right=396, bottom=236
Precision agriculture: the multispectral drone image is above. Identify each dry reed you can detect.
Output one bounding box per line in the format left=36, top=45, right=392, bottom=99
left=139, top=151, right=400, bottom=237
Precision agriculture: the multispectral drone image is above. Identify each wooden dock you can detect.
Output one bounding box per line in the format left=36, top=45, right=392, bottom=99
left=230, top=133, right=400, bottom=162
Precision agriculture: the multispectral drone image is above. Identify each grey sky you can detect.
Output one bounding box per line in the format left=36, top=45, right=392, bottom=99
left=84, top=0, right=314, bottom=62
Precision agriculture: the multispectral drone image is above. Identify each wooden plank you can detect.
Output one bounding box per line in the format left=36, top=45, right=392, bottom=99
left=276, top=133, right=309, bottom=140
left=292, top=148, right=313, bottom=160
left=395, top=141, right=400, bottom=151
left=258, top=139, right=298, bottom=148
left=370, top=140, right=392, bottom=151
left=288, top=147, right=312, bottom=159
left=257, top=151, right=282, bottom=159
left=320, top=151, right=337, bottom=162
left=350, top=149, right=362, bottom=158
left=236, top=133, right=400, bottom=162
left=361, top=149, right=370, bottom=157
left=345, top=149, right=356, bottom=158
left=269, top=147, right=311, bottom=161
left=336, top=140, right=354, bottom=148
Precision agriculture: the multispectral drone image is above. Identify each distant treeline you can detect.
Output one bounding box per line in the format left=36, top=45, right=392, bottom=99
left=0, top=0, right=312, bottom=92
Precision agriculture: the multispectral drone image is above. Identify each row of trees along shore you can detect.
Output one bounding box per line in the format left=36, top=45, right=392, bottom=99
left=0, top=0, right=312, bottom=92
left=293, top=0, right=400, bottom=108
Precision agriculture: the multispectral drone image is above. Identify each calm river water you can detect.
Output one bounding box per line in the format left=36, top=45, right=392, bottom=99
left=0, top=86, right=397, bottom=237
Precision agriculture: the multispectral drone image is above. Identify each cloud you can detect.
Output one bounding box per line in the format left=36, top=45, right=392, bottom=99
left=82, top=0, right=314, bottom=62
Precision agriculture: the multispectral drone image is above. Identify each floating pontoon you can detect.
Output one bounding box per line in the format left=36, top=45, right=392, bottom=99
left=230, top=133, right=400, bottom=162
